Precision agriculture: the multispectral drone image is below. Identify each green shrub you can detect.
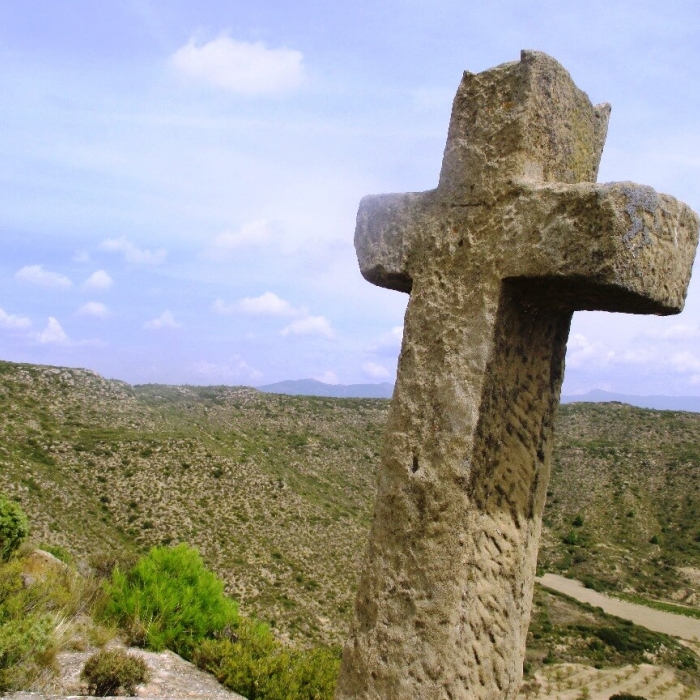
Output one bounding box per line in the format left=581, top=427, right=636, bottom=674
left=562, top=530, right=579, bottom=546
left=102, top=544, right=238, bottom=656
left=102, top=543, right=340, bottom=698
left=0, top=610, right=55, bottom=691
left=80, top=648, right=150, bottom=696
left=581, top=576, right=604, bottom=592
left=194, top=618, right=339, bottom=700
left=595, top=626, right=648, bottom=653
left=280, top=646, right=340, bottom=700
left=609, top=694, right=647, bottom=700
left=0, top=496, right=28, bottom=562
left=0, top=558, right=56, bottom=691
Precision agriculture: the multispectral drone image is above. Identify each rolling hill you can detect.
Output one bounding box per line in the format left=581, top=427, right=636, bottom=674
left=256, top=377, right=700, bottom=413
left=1, top=359, right=699, bottom=650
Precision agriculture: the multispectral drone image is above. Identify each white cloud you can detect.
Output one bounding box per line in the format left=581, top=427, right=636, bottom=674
left=214, top=292, right=304, bottom=317
left=143, top=311, right=181, bottom=330
left=99, top=237, right=166, bottom=265
left=39, top=317, right=68, bottom=344
left=83, top=270, right=113, bottom=291
left=171, top=35, right=304, bottom=95
left=566, top=335, right=675, bottom=371
left=15, top=265, right=72, bottom=289
left=566, top=333, right=614, bottom=369
left=641, top=324, right=700, bottom=340
left=212, top=299, right=236, bottom=315
left=201, top=220, right=273, bottom=259
left=216, top=292, right=334, bottom=341
left=564, top=328, right=700, bottom=387
left=616, top=346, right=660, bottom=366
left=194, top=357, right=262, bottom=383
left=363, top=361, right=391, bottom=379
left=281, top=315, right=334, bottom=339
left=73, top=250, right=90, bottom=264
left=369, top=326, right=404, bottom=355
left=669, top=351, right=700, bottom=373
left=239, top=292, right=300, bottom=316
left=0, top=308, right=32, bottom=330
left=77, top=301, right=110, bottom=318
left=315, top=370, right=339, bottom=384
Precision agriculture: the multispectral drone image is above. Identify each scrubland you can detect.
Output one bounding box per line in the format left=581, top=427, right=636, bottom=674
left=1, top=359, right=699, bottom=694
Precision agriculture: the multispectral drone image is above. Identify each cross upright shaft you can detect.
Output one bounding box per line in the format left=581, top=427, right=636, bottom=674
left=336, top=51, right=699, bottom=700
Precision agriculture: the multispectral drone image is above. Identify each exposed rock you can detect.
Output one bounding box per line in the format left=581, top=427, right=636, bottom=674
left=670, top=588, right=697, bottom=605
left=20, top=549, right=69, bottom=588
left=5, top=643, right=243, bottom=700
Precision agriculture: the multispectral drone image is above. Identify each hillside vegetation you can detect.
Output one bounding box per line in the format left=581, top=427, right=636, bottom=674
left=0, top=361, right=379, bottom=647
left=540, top=401, right=700, bottom=604
left=1, top=360, right=699, bottom=650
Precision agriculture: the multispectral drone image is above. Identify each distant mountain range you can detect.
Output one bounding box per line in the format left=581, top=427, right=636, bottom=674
left=258, top=379, right=700, bottom=413
left=257, top=379, right=394, bottom=399
left=560, top=389, right=700, bottom=413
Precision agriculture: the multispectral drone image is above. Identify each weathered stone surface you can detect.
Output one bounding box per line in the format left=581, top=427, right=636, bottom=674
left=336, top=51, right=699, bottom=700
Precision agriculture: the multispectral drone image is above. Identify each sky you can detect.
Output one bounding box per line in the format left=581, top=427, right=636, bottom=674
left=0, top=0, right=699, bottom=395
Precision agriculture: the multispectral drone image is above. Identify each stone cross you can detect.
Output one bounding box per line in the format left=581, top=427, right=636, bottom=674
left=336, top=51, right=699, bottom=700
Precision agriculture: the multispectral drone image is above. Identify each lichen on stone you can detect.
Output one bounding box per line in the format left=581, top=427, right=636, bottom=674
left=619, top=184, right=659, bottom=256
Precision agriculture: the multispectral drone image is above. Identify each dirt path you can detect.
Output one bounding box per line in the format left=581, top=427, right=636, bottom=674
left=537, top=574, right=700, bottom=641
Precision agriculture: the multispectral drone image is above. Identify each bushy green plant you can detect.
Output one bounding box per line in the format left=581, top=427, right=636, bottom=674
left=102, top=544, right=239, bottom=656
left=0, top=558, right=56, bottom=691
left=280, top=646, right=340, bottom=700
left=0, top=612, right=55, bottom=691
left=102, top=543, right=339, bottom=697
left=0, top=540, right=120, bottom=692
left=562, top=530, right=579, bottom=546
left=0, top=496, right=28, bottom=562
left=80, top=648, right=150, bottom=696
left=194, top=617, right=339, bottom=700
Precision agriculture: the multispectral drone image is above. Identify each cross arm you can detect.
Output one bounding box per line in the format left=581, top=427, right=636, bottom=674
left=354, top=191, right=437, bottom=294
left=504, top=182, right=699, bottom=314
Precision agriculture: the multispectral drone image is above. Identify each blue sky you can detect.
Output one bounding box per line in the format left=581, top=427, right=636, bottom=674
left=1, top=0, right=699, bottom=394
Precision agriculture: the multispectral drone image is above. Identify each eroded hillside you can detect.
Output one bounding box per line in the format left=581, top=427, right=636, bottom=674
left=1, top=360, right=699, bottom=648
left=0, top=361, right=382, bottom=646
left=540, top=401, right=700, bottom=603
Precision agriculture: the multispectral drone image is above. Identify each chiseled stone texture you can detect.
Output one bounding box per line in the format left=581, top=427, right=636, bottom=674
left=336, top=51, right=699, bottom=700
